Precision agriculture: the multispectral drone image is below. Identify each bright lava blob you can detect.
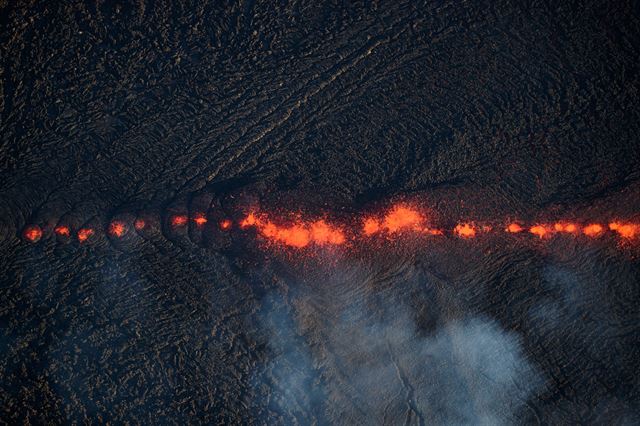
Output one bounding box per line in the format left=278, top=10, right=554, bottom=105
left=23, top=225, right=42, bottom=243
left=108, top=221, right=126, bottom=237
left=77, top=228, right=94, bottom=243
left=55, top=225, right=71, bottom=237
left=171, top=215, right=188, bottom=227
left=583, top=224, right=604, bottom=237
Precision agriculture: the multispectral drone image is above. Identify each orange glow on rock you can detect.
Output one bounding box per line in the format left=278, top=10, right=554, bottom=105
left=506, top=223, right=523, bottom=233
left=134, top=219, right=146, bottom=230
left=77, top=228, right=94, bottom=242
left=583, top=224, right=603, bottom=237
left=171, top=215, right=188, bottom=227
left=363, top=218, right=380, bottom=236
left=220, top=219, right=232, bottom=230
left=193, top=213, right=208, bottom=226
left=609, top=222, right=638, bottom=239
left=454, top=223, right=476, bottom=238
left=23, top=225, right=42, bottom=243
left=529, top=225, right=548, bottom=238
left=55, top=225, right=70, bottom=237
left=382, top=205, right=424, bottom=233
left=108, top=221, right=126, bottom=237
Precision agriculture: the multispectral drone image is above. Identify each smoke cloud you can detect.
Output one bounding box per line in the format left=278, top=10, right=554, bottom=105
left=253, top=259, right=544, bottom=425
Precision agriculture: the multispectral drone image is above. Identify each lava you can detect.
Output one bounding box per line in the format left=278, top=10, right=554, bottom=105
left=240, top=212, right=346, bottom=248
left=506, top=223, right=523, bottom=233
left=240, top=213, right=257, bottom=228
left=609, top=222, right=638, bottom=239
left=529, top=225, right=549, bottom=238
left=310, top=220, right=346, bottom=245
left=583, top=224, right=604, bottom=237
left=17, top=203, right=640, bottom=250
left=554, top=223, right=578, bottom=233
left=171, top=215, right=188, bottom=227
left=361, top=204, right=436, bottom=237
left=77, top=228, right=94, bottom=242
left=363, top=218, right=381, bottom=236
left=382, top=205, right=424, bottom=233
left=108, top=221, right=126, bottom=237
left=454, top=223, right=476, bottom=238
left=54, top=225, right=71, bottom=237
left=23, top=225, right=42, bottom=243
left=193, top=213, right=208, bottom=226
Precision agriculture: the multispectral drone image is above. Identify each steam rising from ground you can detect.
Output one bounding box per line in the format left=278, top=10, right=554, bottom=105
left=253, top=259, right=543, bottom=425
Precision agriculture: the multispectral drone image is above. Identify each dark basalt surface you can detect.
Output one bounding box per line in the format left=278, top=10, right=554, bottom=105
left=1, top=1, right=640, bottom=424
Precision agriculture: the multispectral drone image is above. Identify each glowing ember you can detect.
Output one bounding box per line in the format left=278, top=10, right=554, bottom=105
left=609, top=222, right=638, bottom=239
left=220, top=219, right=232, bottom=230
left=529, top=225, right=548, bottom=238
left=454, top=223, right=476, bottom=238
left=77, top=228, right=94, bottom=242
left=23, top=225, right=42, bottom=243
left=193, top=213, right=208, bottom=226
left=363, top=218, right=380, bottom=236
left=134, top=219, right=146, bottom=230
left=54, top=225, right=71, bottom=237
left=108, top=221, right=126, bottom=237
left=506, top=223, right=523, bottom=233
left=171, top=215, right=188, bottom=227
left=382, top=205, right=424, bottom=233
left=583, top=224, right=603, bottom=237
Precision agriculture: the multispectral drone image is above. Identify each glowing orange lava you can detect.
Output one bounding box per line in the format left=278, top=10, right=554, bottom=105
left=108, top=221, right=126, bottom=237
left=529, top=225, right=549, bottom=238
left=583, top=224, right=603, bottom=237
left=171, top=215, right=188, bottom=227
left=423, top=228, right=444, bottom=235
left=55, top=225, right=70, bottom=237
left=506, top=223, right=523, bottom=233
left=240, top=212, right=345, bottom=248
left=609, top=222, right=638, bottom=239
left=554, top=223, right=577, bottom=233
left=310, top=220, right=346, bottom=245
left=240, top=213, right=257, bottom=228
left=23, top=225, right=42, bottom=243
left=193, top=213, right=208, bottom=226
left=77, top=228, right=94, bottom=242
left=363, top=218, right=380, bottom=236
left=220, top=219, right=232, bottom=230
left=454, top=223, right=476, bottom=238
left=382, top=205, right=424, bottom=233
left=134, top=219, right=146, bottom=230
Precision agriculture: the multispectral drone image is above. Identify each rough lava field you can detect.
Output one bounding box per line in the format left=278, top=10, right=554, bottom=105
left=1, top=1, right=640, bottom=424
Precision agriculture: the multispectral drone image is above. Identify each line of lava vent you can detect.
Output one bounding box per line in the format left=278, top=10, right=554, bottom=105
left=17, top=188, right=260, bottom=253
left=17, top=197, right=640, bottom=249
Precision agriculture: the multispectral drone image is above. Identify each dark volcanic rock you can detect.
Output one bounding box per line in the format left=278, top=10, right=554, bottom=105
left=1, top=1, right=639, bottom=424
